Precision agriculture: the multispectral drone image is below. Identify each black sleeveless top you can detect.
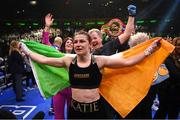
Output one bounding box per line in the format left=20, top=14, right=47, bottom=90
left=69, top=55, right=102, bottom=89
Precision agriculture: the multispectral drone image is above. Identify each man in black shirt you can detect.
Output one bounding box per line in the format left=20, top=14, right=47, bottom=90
left=88, top=6, right=136, bottom=55
left=92, top=36, right=129, bottom=55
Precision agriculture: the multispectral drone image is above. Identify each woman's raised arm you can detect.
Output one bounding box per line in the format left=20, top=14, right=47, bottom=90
left=101, top=38, right=161, bottom=68
left=20, top=42, right=67, bottom=67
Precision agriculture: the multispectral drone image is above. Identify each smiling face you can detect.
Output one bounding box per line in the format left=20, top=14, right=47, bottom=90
left=65, top=39, right=73, bottom=53
left=89, top=31, right=102, bottom=50
left=73, top=34, right=91, bottom=56
left=110, top=23, right=119, bottom=31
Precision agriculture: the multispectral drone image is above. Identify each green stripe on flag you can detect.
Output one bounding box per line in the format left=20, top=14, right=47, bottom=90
left=22, top=40, right=70, bottom=98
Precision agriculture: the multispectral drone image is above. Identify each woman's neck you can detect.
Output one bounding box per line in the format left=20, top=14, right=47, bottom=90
left=77, top=54, right=91, bottom=63
left=76, top=54, right=91, bottom=68
left=65, top=49, right=72, bottom=54
left=66, top=50, right=71, bottom=54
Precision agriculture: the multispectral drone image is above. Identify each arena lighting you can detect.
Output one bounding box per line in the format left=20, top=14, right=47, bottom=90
left=97, top=21, right=105, bottom=25
left=157, top=0, right=179, bottom=33
left=85, top=22, right=95, bottom=26
left=18, top=23, right=26, bottom=26
left=137, top=0, right=163, bottom=19
left=32, top=23, right=39, bottom=26
left=88, top=2, right=92, bottom=5
left=5, top=23, right=12, bottom=26
left=109, top=0, right=113, bottom=4
left=136, top=20, right=145, bottom=24
left=75, top=22, right=82, bottom=26
left=149, top=20, right=157, bottom=23
left=30, top=0, right=37, bottom=5
left=64, top=22, right=70, bottom=26
left=2, top=19, right=169, bottom=28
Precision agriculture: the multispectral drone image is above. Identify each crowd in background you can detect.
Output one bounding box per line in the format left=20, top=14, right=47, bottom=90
left=0, top=9, right=179, bottom=119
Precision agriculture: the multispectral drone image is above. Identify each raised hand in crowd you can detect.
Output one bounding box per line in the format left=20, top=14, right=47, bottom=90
left=44, top=13, right=54, bottom=32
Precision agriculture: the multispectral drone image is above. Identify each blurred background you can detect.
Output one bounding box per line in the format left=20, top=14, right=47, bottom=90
left=0, top=0, right=179, bottom=35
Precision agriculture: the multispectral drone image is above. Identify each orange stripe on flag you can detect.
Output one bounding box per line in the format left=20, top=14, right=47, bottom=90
left=99, top=37, right=175, bottom=118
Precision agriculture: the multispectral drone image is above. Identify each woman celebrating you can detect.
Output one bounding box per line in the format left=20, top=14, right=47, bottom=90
left=20, top=31, right=160, bottom=119
left=61, top=37, right=74, bottom=54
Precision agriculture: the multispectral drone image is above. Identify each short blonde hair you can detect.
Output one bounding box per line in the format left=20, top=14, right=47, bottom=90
left=88, top=28, right=102, bottom=38
left=54, top=37, right=63, bottom=46
left=128, top=32, right=150, bottom=47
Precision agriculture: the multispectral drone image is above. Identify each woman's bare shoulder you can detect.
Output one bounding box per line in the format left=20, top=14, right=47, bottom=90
left=64, top=53, right=76, bottom=68
left=94, top=55, right=106, bottom=69
left=64, top=53, right=76, bottom=58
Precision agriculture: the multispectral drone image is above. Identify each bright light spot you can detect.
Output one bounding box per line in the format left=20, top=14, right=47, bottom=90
left=30, top=1, right=37, bottom=5
left=88, top=2, right=92, bottom=5
left=109, top=0, right=113, bottom=4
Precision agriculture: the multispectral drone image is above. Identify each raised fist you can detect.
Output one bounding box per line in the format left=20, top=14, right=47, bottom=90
left=128, top=5, right=136, bottom=17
